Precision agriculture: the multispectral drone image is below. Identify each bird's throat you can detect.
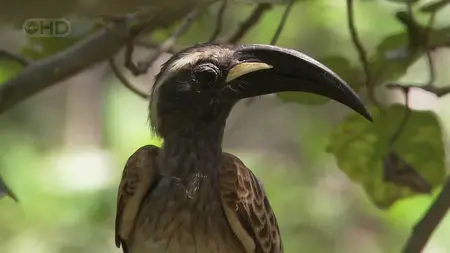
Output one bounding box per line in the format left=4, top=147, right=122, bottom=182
left=158, top=124, right=225, bottom=189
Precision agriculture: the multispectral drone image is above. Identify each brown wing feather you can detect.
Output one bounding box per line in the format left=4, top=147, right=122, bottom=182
left=220, top=153, right=283, bottom=253
left=115, top=145, right=160, bottom=252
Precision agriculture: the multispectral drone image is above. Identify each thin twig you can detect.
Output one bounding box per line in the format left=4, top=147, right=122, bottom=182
left=0, top=50, right=30, bottom=66
left=270, top=0, right=295, bottom=45
left=424, top=11, right=437, bottom=87
left=388, top=87, right=411, bottom=146
left=228, top=3, right=272, bottom=107
left=226, top=3, right=272, bottom=44
left=386, top=6, right=438, bottom=147
left=346, top=0, right=370, bottom=83
left=209, top=0, right=228, bottom=42
left=126, top=8, right=201, bottom=76
left=429, top=40, right=450, bottom=50
left=244, top=0, right=294, bottom=107
left=134, top=39, right=178, bottom=54
left=140, top=8, right=201, bottom=71
left=424, top=50, right=436, bottom=85
left=346, top=0, right=380, bottom=108
left=124, top=40, right=141, bottom=76
left=224, top=3, right=271, bottom=107
left=386, top=83, right=450, bottom=98
left=401, top=177, right=450, bottom=253
left=95, top=14, right=149, bottom=76
left=108, top=57, right=150, bottom=99
left=401, top=4, right=422, bottom=51
left=134, top=39, right=161, bottom=49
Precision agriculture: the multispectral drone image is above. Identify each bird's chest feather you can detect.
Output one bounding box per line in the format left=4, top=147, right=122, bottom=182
left=131, top=176, right=246, bottom=253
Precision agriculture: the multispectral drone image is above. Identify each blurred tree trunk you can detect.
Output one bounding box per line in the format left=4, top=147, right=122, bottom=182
left=62, top=63, right=109, bottom=148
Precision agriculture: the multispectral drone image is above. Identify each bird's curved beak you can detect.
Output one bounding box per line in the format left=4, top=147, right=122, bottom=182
left=224, top=44, right=372, bottom=121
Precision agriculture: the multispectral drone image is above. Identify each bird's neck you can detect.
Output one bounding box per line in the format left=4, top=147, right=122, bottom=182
left=158, top=123, right=225, bottom=181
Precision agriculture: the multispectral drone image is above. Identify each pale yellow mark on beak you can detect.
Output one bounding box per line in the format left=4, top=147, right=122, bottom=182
left=225, top=62, right=273, bottom=83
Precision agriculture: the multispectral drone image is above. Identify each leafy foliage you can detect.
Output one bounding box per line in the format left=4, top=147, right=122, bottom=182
left=0, top=60, right=23, bottom=83
left=326, top=105, right=446, bottom=208
left=277, top=6, right=450, bottom=105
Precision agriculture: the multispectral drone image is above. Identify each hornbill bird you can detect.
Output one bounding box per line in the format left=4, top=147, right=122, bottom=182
left=115, top=43, right=372, bottom=253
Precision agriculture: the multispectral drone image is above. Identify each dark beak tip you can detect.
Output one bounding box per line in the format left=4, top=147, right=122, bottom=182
left=233, top=44, right=375, bottom=124
left=364, top=111, right=374, bottom=122
left=358, top=107, right=373, bottom=122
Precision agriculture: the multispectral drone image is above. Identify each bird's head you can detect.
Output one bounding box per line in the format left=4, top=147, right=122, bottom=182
left=150, top=43, right=372, bottom=137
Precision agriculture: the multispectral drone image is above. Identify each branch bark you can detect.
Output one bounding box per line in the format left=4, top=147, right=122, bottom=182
left=402, top=177, right=450, bottom=253
left=0, top=0, right=217, bottom=114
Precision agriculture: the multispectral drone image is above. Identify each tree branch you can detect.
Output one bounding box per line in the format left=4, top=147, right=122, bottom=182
left=0, top=50, right=30, bottom=66
left=209, top=0, right=228, bottom=42
left=0, top=22, right=131, bottom=115
left=386, top=4, right=450, bottom=99
left=125, top=8, right=202, bottom=75
left=270, top=0, right=295, bottom=45
left=0, top=1, right=216, bottom=115
left=108, top=57, right=150, bottom=99
left=402, top=177, right=450, bottom=253
left=346, top=0, right=380, bottom=108
left=226, top=3, right=272, bottom=44
left=387, top=83, right=450, bottom=98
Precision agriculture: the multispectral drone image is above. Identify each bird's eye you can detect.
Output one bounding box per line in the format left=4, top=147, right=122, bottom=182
left=194, top=64, right=218, bottom=86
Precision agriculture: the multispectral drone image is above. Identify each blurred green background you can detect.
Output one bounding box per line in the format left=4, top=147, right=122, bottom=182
left=0, top=0, right=449, bottom=252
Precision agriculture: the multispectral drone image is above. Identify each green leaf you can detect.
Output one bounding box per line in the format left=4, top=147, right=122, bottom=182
left=21, top=18, right=98, bottom=60
left=369, top=31, right=419, bottom=86
left=369, top=23, right=450, bottom=87
left=277, top=56, right=363, bottom=105
left=326, top=105, right=446, bottom=208
left=383, top=151, right=431, bottom=193
left=0, top=60, right=24, bottom=83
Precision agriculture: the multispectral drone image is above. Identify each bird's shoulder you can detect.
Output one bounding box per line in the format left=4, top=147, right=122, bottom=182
left=115, top=145, right=161, bottom=250
left=219, top=152, right=283, bottom=253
